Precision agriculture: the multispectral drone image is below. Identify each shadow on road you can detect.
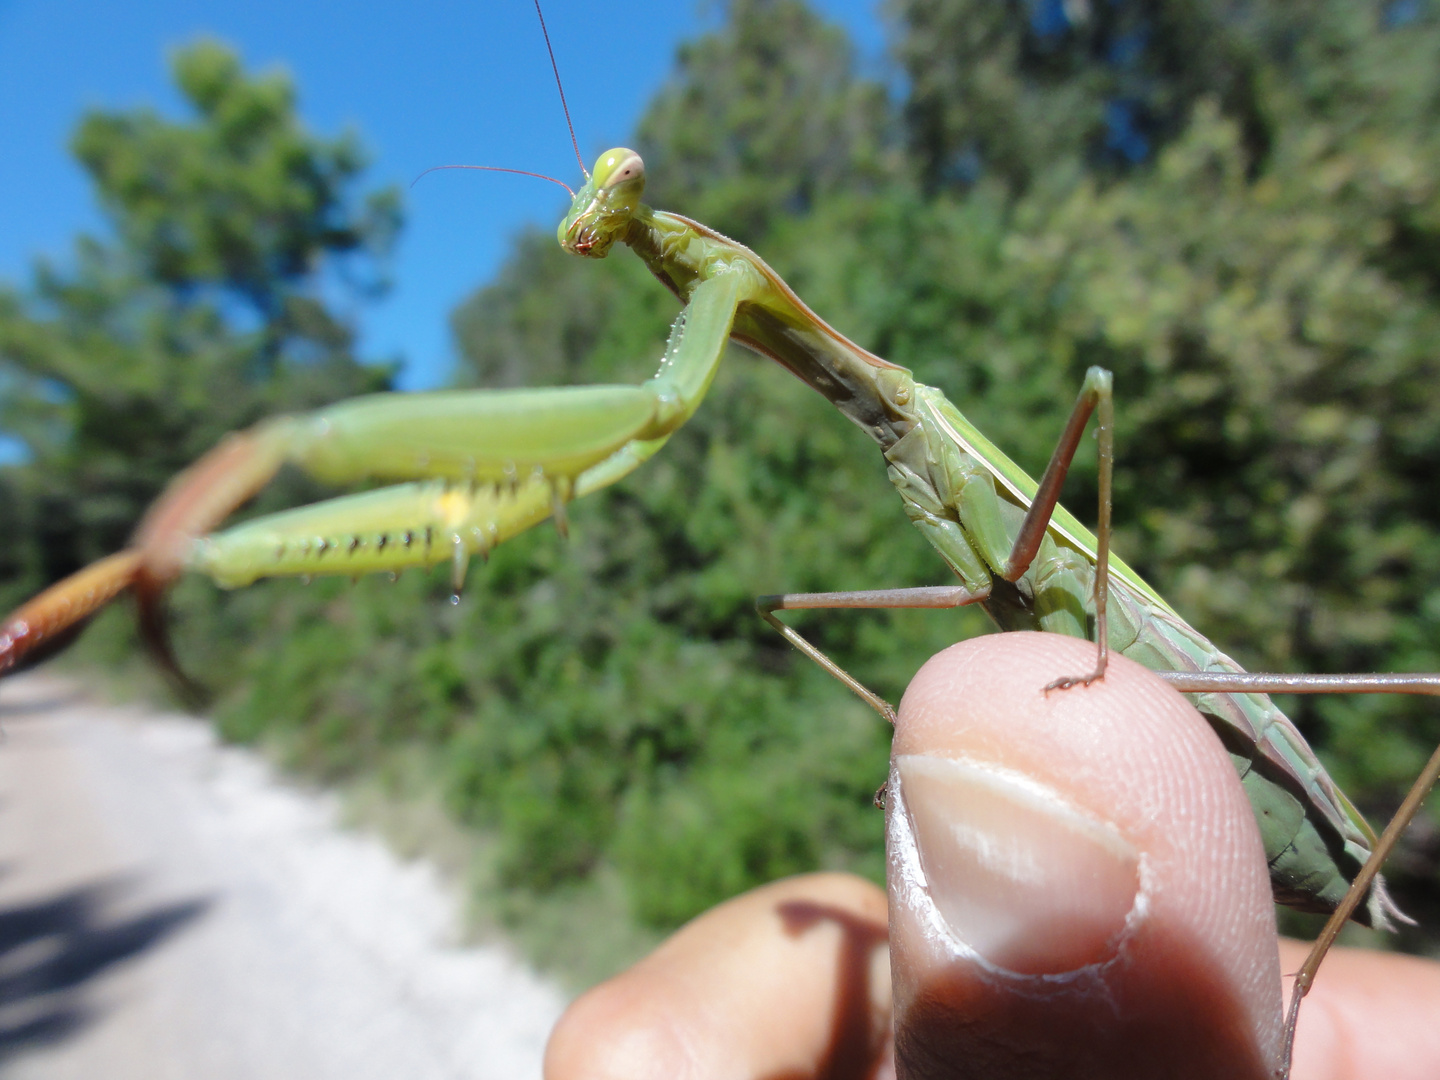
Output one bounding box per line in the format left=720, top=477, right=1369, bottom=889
left=0, top=877, right=210, bottom=1060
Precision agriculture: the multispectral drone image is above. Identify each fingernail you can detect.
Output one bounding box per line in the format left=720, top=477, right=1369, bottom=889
left=896, top=754, right=1140, bottom=975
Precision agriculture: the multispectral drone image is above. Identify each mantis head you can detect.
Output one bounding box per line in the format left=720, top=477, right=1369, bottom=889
left=558, top=148, right=645, bottom=258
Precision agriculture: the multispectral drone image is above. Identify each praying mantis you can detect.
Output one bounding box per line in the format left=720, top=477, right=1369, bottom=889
left=3, top=5, right=1440, bottom=1076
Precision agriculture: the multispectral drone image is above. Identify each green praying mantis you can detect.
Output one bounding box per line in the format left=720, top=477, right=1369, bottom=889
left=3, top=7, right=1440, bottom=1075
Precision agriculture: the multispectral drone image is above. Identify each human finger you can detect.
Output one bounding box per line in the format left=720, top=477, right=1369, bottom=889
left=543, top=871, right=892, bottom=1080
left=1280, top=937, right=1440, bottom=1080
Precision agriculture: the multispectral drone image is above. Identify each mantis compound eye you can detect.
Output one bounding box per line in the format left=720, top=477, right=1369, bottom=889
left=595, top=149, right=644, bottom=191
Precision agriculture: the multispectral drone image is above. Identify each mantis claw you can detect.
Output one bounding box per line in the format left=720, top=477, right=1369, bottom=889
left=1044, top=642, right=1109, bottom=694
left=1043, top=671, right=1106, bottom=694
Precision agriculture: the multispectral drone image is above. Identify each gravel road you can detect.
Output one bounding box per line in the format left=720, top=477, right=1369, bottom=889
left=0, top=673, right=566, bottom=1080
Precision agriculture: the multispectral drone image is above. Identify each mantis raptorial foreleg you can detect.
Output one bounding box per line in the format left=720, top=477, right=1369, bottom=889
left=182, top=385, right=683, bottom=589
left=194, top=268, right=750, bottom=573
left=0, top=266, right=751, bottom=679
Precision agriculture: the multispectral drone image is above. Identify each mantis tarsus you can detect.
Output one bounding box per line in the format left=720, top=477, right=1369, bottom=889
left=3, top=9, right=1439, bottom=1076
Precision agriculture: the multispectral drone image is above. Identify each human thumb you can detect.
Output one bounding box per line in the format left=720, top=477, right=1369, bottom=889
left=886, top=632, right=1284, bottom=1080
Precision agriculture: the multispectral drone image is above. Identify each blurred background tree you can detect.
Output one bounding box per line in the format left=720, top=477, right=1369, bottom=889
left=5, top=0, right=1439, bottom=975
left=0, top=40, right=398, bottom=609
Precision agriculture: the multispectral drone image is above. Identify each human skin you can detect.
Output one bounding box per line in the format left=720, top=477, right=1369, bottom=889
left=544, top=632, right=1440, bottom=1080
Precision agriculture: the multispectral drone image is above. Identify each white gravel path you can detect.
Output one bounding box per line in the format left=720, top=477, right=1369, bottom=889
left=0, top=672, right=567, bottom=1080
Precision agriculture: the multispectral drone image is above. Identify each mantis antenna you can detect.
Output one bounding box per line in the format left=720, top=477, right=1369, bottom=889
left=409, top=1, right=588, bottom=195
left=532, top=0, right=588, bottom=180
left=410, top=164, right=574, bottom=198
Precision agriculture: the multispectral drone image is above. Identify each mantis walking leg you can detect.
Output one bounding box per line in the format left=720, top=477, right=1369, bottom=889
left=757, top=586, right=981, bottom=725
left=759, top=366, right=1117, bottom=721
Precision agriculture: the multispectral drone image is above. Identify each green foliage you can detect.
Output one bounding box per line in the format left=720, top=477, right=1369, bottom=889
left=636, top=0, right=897, bottom=238
left=76, top=42, right=399, bottom=324
left=893, top=0, right=1275, bottom=188
left=11, top=0, right=1440, bottom=958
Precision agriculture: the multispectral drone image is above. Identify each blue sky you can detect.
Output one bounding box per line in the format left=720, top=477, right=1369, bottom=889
left=0, top=0, right=889, bottom=393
